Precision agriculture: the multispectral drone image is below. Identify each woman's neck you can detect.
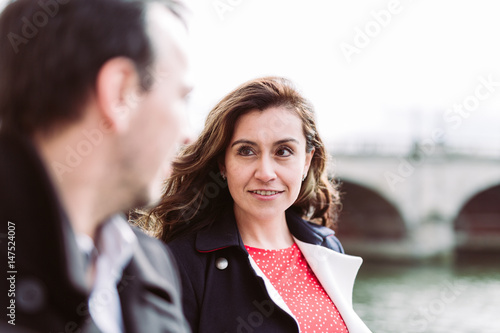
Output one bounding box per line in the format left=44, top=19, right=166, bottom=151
left=234, top=207, right=294, bottom=250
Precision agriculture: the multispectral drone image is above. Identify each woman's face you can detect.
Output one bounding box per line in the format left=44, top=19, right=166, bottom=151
left=222, top=107, right=314, bottom=223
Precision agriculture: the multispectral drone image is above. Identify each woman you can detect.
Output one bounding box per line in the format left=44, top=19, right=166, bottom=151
left=144, top=77, right=372, bottom=332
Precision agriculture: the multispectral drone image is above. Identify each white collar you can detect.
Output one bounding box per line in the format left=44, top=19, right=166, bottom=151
left=76, top=214, right=138, bottom=333
left=95, top=214, right=137, bottom=278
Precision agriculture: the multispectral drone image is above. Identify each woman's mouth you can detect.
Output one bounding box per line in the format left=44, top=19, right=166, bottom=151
left=250, top=190, right=283, bottom=196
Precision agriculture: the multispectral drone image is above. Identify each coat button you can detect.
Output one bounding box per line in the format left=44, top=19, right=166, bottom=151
left=215, top=257, right=228, bottom=270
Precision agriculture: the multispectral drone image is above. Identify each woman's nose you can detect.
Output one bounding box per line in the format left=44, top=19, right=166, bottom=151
left=254, top=156, right=277, bottom=182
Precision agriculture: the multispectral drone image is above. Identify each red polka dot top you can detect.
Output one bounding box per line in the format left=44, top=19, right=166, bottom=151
left=246, top=243, right=349, bottom=333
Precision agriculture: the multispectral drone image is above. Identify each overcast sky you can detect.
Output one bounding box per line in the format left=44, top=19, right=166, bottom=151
left=187, top=0, right=500, bottom=152
left=1, top=0, right=498, bottom=152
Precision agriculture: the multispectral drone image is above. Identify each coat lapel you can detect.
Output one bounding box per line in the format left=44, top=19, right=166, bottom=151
left=295, top=239, right=372, bottom=333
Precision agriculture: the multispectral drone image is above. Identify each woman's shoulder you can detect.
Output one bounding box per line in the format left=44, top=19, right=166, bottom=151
left=303, top=220, right=336, bottom=236
left=287, top=209, right=336, bottom=237
left=304, top=221, right=344, bottom=253
left=286, top=210, right=345, bottom=254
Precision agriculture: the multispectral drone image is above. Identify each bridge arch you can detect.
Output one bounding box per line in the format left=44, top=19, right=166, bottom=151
left=336, top=179, right=406, bottom=240
left=442, top=163, right=500, bottom=224
left=453, top=183, right=500, bottom=251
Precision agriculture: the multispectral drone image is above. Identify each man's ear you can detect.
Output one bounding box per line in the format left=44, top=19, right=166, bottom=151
left=95, top=57, right=141, bottom=133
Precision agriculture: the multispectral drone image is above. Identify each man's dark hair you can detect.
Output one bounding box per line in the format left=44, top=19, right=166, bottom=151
left=0, top=0, right=185, bottom=135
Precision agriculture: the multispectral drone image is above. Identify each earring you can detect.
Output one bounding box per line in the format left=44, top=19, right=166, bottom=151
left=221, top=172, right=226, bottom=181
left=302, top=173, right=307, bottom=181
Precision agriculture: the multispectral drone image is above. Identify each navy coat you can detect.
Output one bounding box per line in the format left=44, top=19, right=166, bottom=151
left=167, top=208, right=372, bottom=333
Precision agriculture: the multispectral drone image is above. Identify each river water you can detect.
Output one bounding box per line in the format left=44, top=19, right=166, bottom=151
left=352, top=256, right=500, bottom=333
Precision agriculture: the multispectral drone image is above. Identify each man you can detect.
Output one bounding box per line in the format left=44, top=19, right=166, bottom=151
left=0, top=0, right=192, bottom=332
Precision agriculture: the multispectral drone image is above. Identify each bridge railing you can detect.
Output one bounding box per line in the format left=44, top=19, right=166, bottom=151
left=328, top=141, right=500, bottom=159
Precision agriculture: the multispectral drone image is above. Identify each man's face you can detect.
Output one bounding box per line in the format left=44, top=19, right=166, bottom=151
left=120, top=4, right=192, bottom=208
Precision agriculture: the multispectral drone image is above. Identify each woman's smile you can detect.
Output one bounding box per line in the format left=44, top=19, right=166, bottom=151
left=222, top=106, right=313, bottom=223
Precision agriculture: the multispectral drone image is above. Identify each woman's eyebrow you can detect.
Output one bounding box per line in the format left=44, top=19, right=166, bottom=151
left=230, top=138, right=300, bottom=148
left=230, top=139, right=256, bottom=148
left=274, top=138, right=299, bottom=145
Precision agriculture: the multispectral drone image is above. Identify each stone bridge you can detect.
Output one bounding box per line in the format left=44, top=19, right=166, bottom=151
left=330, top=142, right=500, bottom=262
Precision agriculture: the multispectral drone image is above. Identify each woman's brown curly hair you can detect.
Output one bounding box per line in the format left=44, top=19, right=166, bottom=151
left=138, top=76, right=341, bottom=242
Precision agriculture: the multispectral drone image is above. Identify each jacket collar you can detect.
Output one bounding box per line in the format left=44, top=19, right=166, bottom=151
left=195, top=207, right=335, bottom=252
left=195, top=209, right=243, bottom=252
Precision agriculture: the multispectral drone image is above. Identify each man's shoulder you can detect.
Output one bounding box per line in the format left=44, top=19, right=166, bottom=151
left=129, top=226, right=176, bottom=264
left=130, top=225, right=164, bottom=248
left=120, top=226, right=191, bottom=333
left=123, top=225, right=183, bottom=290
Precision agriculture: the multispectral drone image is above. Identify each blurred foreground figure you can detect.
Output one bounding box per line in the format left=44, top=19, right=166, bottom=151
left=0, top=0, right=192, bottom=332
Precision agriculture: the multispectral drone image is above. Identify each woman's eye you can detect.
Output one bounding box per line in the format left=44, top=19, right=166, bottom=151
left=237, top=146, right=255, bottom=156
left=276, top=147, right=293, bottom=157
